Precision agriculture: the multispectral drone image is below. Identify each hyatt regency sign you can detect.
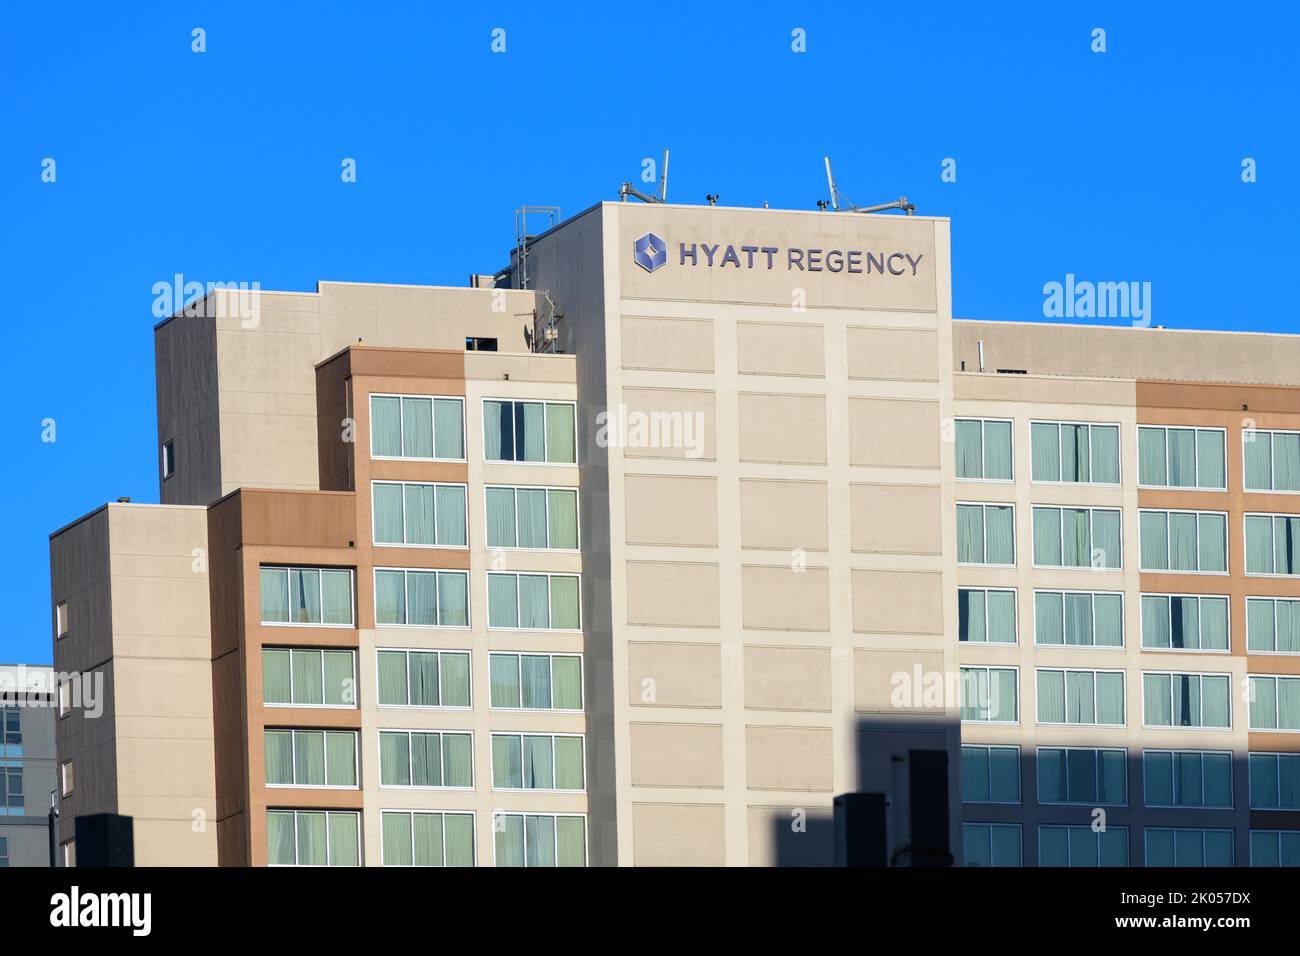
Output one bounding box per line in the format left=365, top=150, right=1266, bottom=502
left=633, top=232, right=924, bottom=276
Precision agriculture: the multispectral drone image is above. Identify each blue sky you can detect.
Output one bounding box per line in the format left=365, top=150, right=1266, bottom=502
left=1, top=2, right=1295, bottom=663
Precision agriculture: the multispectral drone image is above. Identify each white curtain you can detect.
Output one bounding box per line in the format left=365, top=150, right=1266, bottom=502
left=320, top=570, right=352, bottom=625
left=296, top=812, right=327, bottom=866
left=1094, top=593, right=1123, bottom=647
left=1037, top=748, right=1066, bottom=802
left=262, top=649, right=292, bottom=704
left=370, top=396, right=402, bottom=457
left=1138, top=427, right=1167, bottom=486
left=1064, top=593, right=1092, bottom=645
left=327, top=813, right=359, bottom=866
left=325, top=732, right=356, bottom=787
left=289, top=568, right=321, bottom=623
left=435, top=485, right=466, bottom=546
left=1168, top=512, right=1197, bottom=571
left=439, top=653, right=470, bottom=708
left=294, top=730, right=325, bottom=786
left=1248, top=598, right=1277, bottom=652
left=1250, top=677, right=1277, bottom=729
left=1140, top=511, right=1169, bottom=570
left=516, top=489, right=548, bottom=548
left=547, top=490, right=579, bottom=549
left=1200, top=597, right=1229, bottom=651
left=264, top=730, right=293, bottom=785
left=556, top=817, right=586, bottom=867
left=372, top=484, right=404, bottom=544
left=518, top=575, right=550, bottom=629
left=553, top=656, right=582, bottom=710
left=1145, top=751, right=1174, bottom=805
left=521, top=654, right=551, bottom=709
left=409, top=651, right=439, bottom=706
left=550, top=575, right=580, bottom=630
left=985, top=506, right=1014, bottom=565
left=1246, top=515, right=1274, bottom=573
left=490, top=654, right=521, bottom=708
left=443, top=813, right=475, bottom=867
left=983, top=421, right=1012, bottom=480
left=545, top=403, right=576, bottom=464
left=488, top=573, right=519, bottom=628
left=483, top=400, right=512, bottom=461
left=443, top=733, right=473, bottom=787
left=291, top=649, right=323, bottom=704
left=407, top=571, right=438, bottom=627
left=374, top=570, right=406, bottom=626
left=1167, top=428, right=1196, bottom=486
left=1170, top=596, right=1198, bottom=649
left=377, top=651, right=408, bottom=706
left=959, top=589, right=986, bottom=642
left=322, top=650, right=353, bottom=706
left=1197, top=513, right=1227, bottom=572
left=380, top=732, right=411, bottom=786
left=517, top=402, right=545, bottom=462
left=1274, top=433, right=1300, bottom=491
left=1031, top=423, right=1060, bottom=481
left=1244, top=432, right=1273, bottom=489
left=1096, top=672, right=1124, bottom=724
left=433, top=399, right=464, bottom=460
left=1144, top=674, right=1171, bottom=726
left=522, top=735, right=555, bottom=789
left=526, top=815, right=556, bottom=867
left=413, top=813, right=443, bottom=867
left=401, top=397, right=434, bottom=458
left=438, top=572, right=468, bottom=627
left=1196, top=429, right=1225, bottom=488
left=382, top=812, right=413, bottom=866
left=1092, top=510, right=1121, bottom=568
left=1142, top=595, right=1171, bottom=649
left=267, top=812, right=296, bottom=865
left=495, top=815, right=525, bottom=866
left=957, top=505, right=985, bottom=564
left=1091, top=425, right=1120, bottom=484
left=1037, top=670, right=1065, bottom=723
left=403, top=484, right=435, bottom=545
left=492, top=735, right=522, bottom=788
left=485, top=487, right=517, bottom=548
left=554, top=737, right=584, bottom=790
left=1065, top=671, right=1095, bottom=724
left=411, top=732, right=441, bottom=787
left=956, top=420, right=983, bottom=479
left=1033, top=508, right=1061, bottom=566
left=260, top=568, right=288, bottom=623
left=1035, top=592, right=1064, bottom=645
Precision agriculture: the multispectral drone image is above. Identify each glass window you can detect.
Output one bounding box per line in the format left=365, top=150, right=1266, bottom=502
left=374, top=569, right=469, bottom=628
left=956, top=419, right=1013, bottom=481
left=263, top=648, right=355, bottom=707
left=370, top=394, right=465, bottom=460
left=267, top=810, right=359, bottom=866
left=1, top=764, right=23, bottom=815
left=259, top=567, right=353, bottom=626
left=956, top=503, right=1015, bottom=566
left=1031, top=421, right=1121, bottom=484
left=487, top=573, right=580, bottom=630
left=1036, top=747, right=1126, bottom=805
left=491, top=734, right=584, bottom=791
left=962, top=823, right=1021, bottom=867
left=493, top=813, right=586, bottom=867
left=372, top=482, right=468, bottom=547
left=380, top=811, right=475, bottom=866
left=961, top=745, right=1020, bottom=803
left=376, top=649, right=471, bottom=708
left=1139, top=510, right=1228, bottom=573
left=484, top=400, right=576, bottom=464
left=1143, top=672, right=1232, bottom=728
left=1143, top=750, right=1232, bottom=808
left=1250, top=830, right=1300, bottom=867
left=1248, top=676, right=1300, bottom=731
left=1247, top=598, right=1300, bottom=653
left=485, top=486, right=579, bottom=550
left=1033, top=591, right=1123, bottom=647
left=958, top=588, right=1017, bottom=643
left=1036, top=669, right=1124, bottom=726
left=1038, top=825, right=1128, bottom=867
left=264, top=729, right=357, bottom=788
left=1137, top=426, right=1226, bottom=489
left=489, top=653, right=583, bottom=710
left=379, top=731, right=473, bottom=788
left=1248, top=753, right=1300, bottom=810
left=1031, top=506, right=1121, bottom=569
left=1245, top=513, right=1300, bottom=575
left=1140, top=594, right=1229, bottom=650
left=1144, top=828, right=1233, bottom=867
left=959, top=667, right=1018, bottom=723
left=1244, top=429, right=1300, bottom=492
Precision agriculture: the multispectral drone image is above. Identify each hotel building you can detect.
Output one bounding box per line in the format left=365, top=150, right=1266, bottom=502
left=47, top=201, right=1300, bottom=866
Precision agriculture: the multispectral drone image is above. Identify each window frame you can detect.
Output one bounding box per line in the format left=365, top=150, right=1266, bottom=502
left=60, top=760, right=73, bottom=797
left=956, top=501, right=1016, bottom=567
left=957, top=587, right=1018, bottom=645
left=1034, top=668, right=1126, bottom=727
left=1139, top=593, right=1231, bottom=653
left=955, top=417, right=1015, bottom=483
left=1138, top=508, right=1230, bottom=575
left=1037, top=824, right=1130, bottom=867
left=482, top=398, right=578, bottom=466
left=369, top=393, right=467, bottom=463
left=1242, top=427, right=1300, bottom=494
left=161, top=439, right=176, bottom=480
left=55, top=601, right=68, bottom=639
left=1143, top=827, right=1234, bottom=867
left=1243, top=512, right=1300, bottom=577
left=262, top=647, right=358, bottom=709
left=372, top=568, right=472, bottom=630
left=1249, top=829, right=1300, bottom=867
left=263, top=728, right=360, bottom=790
left=488, top=652, right=584, bottom=712
left=1032, top=589, right=1125, bottom=649
left=486, top=571, right=582, bottom=632
left=266, top=809, right=361, bottom=867
left=1029, top=419, right=1123, bottom=487
left=483, top=484, right=581, bottom=552
left=961, top=822, right=1022, bottom=867
left=1142, top=748, right=1234, bottom=809
left=1246, top=597, right=1300, bottom=654
left=1030, top=505, right=1123, bottom=570
left=1248, top=752, right=1300, bottom=810
left=370, top=480, right=470, bottom=549
left=259, top=566, right=355, bottom=628
left=1247, top=674, right=1300, bottom=732
left=1034, top=745, right=1128, bottom=807
left=375, top=648, right=473, bottom=710
left=378, top=809, right=477, bottom=867
left=1141, top=670, right=1233, bottom=731
left=377, top=729, right=475, bottom=791
left=960, top=744, right=1022, bottom=805
left=959, top=665, right=1019, bottom=725
left=490, top=811, right=588, bottom=867
left=1137, top=424, right=1228, bottom=491
left=489, top=732, right=586, bottom=792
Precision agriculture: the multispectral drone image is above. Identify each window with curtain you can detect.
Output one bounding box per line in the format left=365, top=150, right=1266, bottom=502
left=264, top=729, right=357, bottom=788
left=486, top=572, right=581, bottom=630
left=493, top=813, right=586, bottom=867
left=1031, top=506, right=1121, bottom=569
left=1250, top=830, right=1300, bottom=867
left=491, top=733, right=584, bottom=790
left=1248, top=598, right=1300, bottom=653
left=957, top=588, right=1017, bottom=643
left=1036, top=747, right=1126, bottom=805
left=1245, top=513, right=1300, bottom=575
left=1137, top=425, right=1226, bottom=489
left=483, top=399, right=577, bottom=464
left=1143, top=750, right=1232, bottom=808
left=262, top=648, right=355, bottom=707
left=1035, top=669, right=1124, bottom=726
left=955, top=418, right=1013, bottom=481
left=1244, top=429, right=1300, bottom=492
left=1030, top=421, right=1121, bottom=484
left=1248, top=753, right=1300, bottom=810
left=1033, top=591, right=1123, bottom=647
left=961, top=745, right=1020, bottom=803
left=489, top=653, right=583, bottom=710
left=266, top=810, right=359, bottom=866
left=373, top=569, right=470, bottom=628
left=260, top=567, right=354, bottom=626
left=1143, top=672, right=1231, bottom=728
left=956, top=503, right=1015, bottom=565
left=376, top=649, right=471, bottom=708
left=371, top=482, right=468, bottom=547
left=378, top=730, right=473, bottom=788
left=961, top=823, right=1021, bottom=867
left=1138, top=509, right=1228, bottom=573
left=1248, top=675, right=1300, bottom=731
left=370, top=394, right=465, bottom=460
left=959, top=667, right=1018, bottom=723
left=485, top=486, right=579, bottom=550
left=1140, top=594, right=1229, bottom=651
left=1144, top=828, right=1233, bottom=867
left=380, top=811, right=475, bottom=866
left=1038, top=826, right=1128, bottom=867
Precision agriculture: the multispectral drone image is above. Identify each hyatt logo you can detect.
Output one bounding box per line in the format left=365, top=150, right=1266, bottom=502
left=633, top=233, right=667, bottom=273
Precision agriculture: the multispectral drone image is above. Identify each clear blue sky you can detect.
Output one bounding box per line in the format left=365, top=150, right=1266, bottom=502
left=2, top=2, right=1295, bottom=663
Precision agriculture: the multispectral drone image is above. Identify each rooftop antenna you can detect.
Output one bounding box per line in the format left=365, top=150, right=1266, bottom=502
left=619, top=149, right=670, bottom=204
left=819, top=156, right=916, bottom=215
left=514, top=205, right=560, bottom=291
left=522, top=291, right=564, bottom=354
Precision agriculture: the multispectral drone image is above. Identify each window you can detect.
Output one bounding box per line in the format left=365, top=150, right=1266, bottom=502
left=487, top=572, right=580, bottom=630
left=379, top=731, right=473, bottom=788
left=370, top=394, right=465, bottom=460
left=0, top=836, right=7, bottom=867
left=1250, top=830, right=1300, bottom=867
left=61, top=841, right=75, bottom=868
left=377, top=649, right=470, bottom=708
left=1144, top=828, right=1233, bottom=867
left=483, top=399, right=577, bottom=464
left=263, top=649, right=356, bottom=707
left=0, top=763, right=23, bottom=816
left=1243, top=429, right=1300, bottom=492
left=1139, top=509, right=1228, bottom=573
left=374, top=569, right=469, bottom=627
left=259, top=567, right=353, bottom=626
left=956, top=503, right=1015, bottom=566
left=264, top=730, right=358, bottom=788
left=1034, top=591, right=1123, bottom=647
left=58, top=680, right=72, bottom=718
left=1031, top=421, right=1121, bottom=484
left=1031, top=506, right=1121, bottom=569
left=1248, top=676, right=1300, bottom=731
left=955, top=418, right=1013, bottom=481
left=1037, top=747, right=1126, bottom=805
left=161, top=440, right=176, bottom=479
left=1140, top=594, right=1229, bottom=651
left=961, top=745, right=1020, bottom=803
left=485, top=486, right=579, bottom=550
left=493, top=813, right=586, bottom=867
left=1247, top=598, right=1300, bottom=653
left=381, top=811, right=475, bottom=866
left=3, top=707, right=21, bottom=753
left=959, top=667, right=1018, bottom=723
left=1036, top=669, right=1124, bottom=726
left=1039, top=826, right=1128, bottom=867
left=1245, top=513, right=1300, bottom=575
left=1249, top=753, right=1300, bottom=809
left=61, top=760, right=73, bottom=797
left=267, top=810, right=359, bottom=866
left=1144, top=750, right=1232, bottom=808
left=490, top=653, right=583, bottom=710
left=962, top=823, right=1021, bottom=867
left=55, top=602, right=68, bottom=639
left=491, top=733, right=585, bottom=791
left=372, top=481, right=468, bottom=547
left=466, top=336, right=498, bottom=352
left=958, top=588, right=1016, bottom=643
left=1143, top=672, right=1231, bottom=728
left=1138, top=425, right=1226, bottom=489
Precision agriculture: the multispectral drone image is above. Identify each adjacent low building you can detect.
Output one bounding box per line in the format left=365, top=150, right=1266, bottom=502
left=0, top=664, right=57, bottom=866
